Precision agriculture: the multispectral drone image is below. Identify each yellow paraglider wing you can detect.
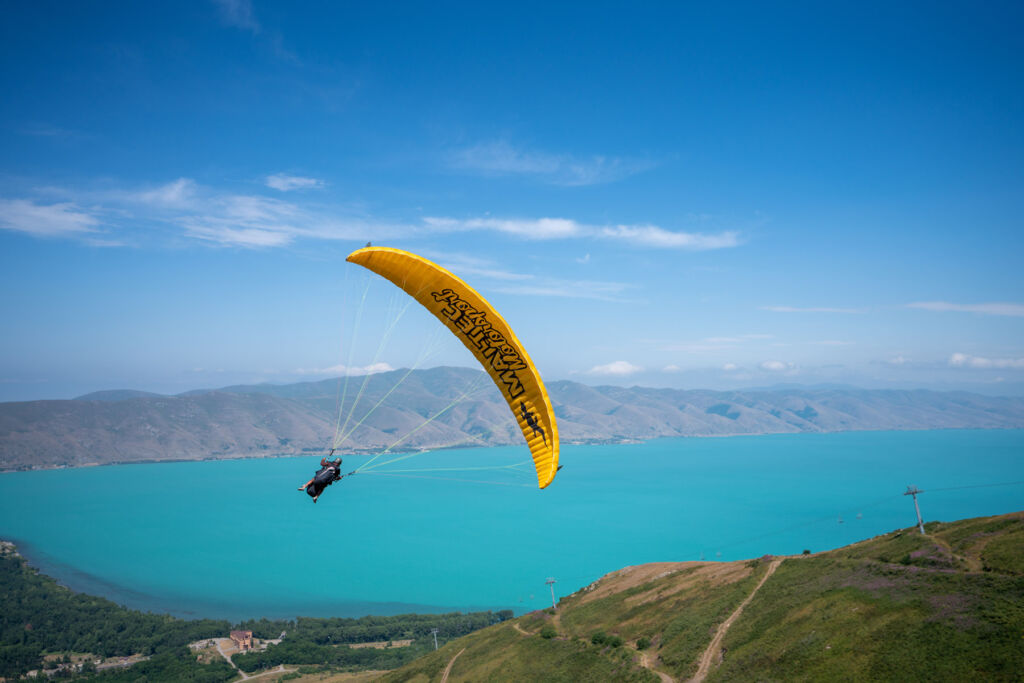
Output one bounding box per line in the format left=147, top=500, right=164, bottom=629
left=346, top=246, right=559, bottom=489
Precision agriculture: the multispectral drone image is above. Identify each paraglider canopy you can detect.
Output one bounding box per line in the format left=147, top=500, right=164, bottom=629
left=346, top=246, right=559, bottom=488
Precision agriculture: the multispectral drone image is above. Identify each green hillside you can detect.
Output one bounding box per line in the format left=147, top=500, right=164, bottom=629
left=383, top=511, right=1024, bottom=682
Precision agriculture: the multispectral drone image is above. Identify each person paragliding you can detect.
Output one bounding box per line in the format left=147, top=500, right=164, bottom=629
left=299, top=245, right=561, bottom=501
left=298, top=455, right=344, bottom=503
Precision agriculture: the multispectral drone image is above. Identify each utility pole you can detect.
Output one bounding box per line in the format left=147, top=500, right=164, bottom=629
left=904, top=485, right=926, bottom=534
left=430, top=628, right=439, bottom=650
left=545, top=577, right=557, bottom=610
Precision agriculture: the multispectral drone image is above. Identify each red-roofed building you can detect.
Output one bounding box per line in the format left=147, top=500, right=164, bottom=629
left=230, top=630, right=253, bottom=651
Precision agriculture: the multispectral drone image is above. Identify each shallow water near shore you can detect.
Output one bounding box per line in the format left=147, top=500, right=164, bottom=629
left=1, top=429, right=1022, bottom=621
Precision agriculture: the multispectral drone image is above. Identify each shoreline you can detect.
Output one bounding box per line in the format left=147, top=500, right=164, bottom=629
left=2, top=425, right=1020, bottom=474
left=3, top=537, right=513, bottom=622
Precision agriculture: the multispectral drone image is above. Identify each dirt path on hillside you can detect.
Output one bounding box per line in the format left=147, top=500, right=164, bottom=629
left=440, top=648, right=465, bottom=683
left=512, top=622, right=532, bottom=636
left=639, top=650, right=675, bottom=683
left=928, top=531, right=997, bottom=573
left=689, top=558, right=782, bottom=683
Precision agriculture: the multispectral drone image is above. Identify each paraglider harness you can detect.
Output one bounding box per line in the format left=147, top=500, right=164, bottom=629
left=305, top=450, right=356, bottom=499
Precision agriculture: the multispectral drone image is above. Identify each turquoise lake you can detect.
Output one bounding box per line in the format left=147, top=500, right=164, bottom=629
left=1, top=430, right=1022, bottom=621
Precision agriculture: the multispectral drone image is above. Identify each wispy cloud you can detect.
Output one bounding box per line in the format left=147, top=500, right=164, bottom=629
left=21, top=122, right=85, bottom=139
left=265, top=174, right=324, bottom=192
left=491, top=278, right=631, bottom=301
left=587, top=360, right=643, bottom=376
left=762, top=306, right=865, bottom=314
left=132, top=178, right=197, bottom=208
left=450, top=140, right=653, bottom=186
left=295, top=362, right=395, bottom=376
left=424, top=216, right=582, bottom=239
left=212, top=0, right=259, bottom=34
left=0, top=199, right=100, bottom=237
left=211, top=0, right=300, bottom=63
left=663, top=333, right=772, bottom=353
left=426, top=216, right=740, bottom=250
left=909, top=301, right=1024, bottom=317
left=425, top=252, right=630, bottom=301
left=6, top=177, right=741, bottom=253
left=600, top=225, right=740, bottom=249
left=949, top=353, right=1024, bottom=369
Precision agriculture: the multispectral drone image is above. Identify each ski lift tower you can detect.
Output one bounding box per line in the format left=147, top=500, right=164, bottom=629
left=904, top=485, right=926, bottom=534
left=545, top=578, right=557, bottom=610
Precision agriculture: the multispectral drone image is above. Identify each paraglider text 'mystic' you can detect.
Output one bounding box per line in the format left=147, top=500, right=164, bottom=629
left=431, top=288, right=528, bottom=399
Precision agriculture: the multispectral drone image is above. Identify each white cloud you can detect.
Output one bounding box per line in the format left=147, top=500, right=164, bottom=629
left=576, top=253, right=591, bottom=264
left=424, top=216, right=582, bottom=240
left=888, top=355, right=907, bottom=365
left=133, top=178, right=197, bottom=207
left=184, top=223, right=295, bottom=247
left=265, top=174, right=324, bottom=192
left=811, top=340, right=855, bottom=346
left=587, top=360, right=643, bottom=376
left=9, top=178, right=740, bottom=252
left=909, top=301, right=1024, bottom=317
left=723, top=363, right=739, bottom=371
left=425, top=216, right=739, bottom=250
left=600, top=225, right=741, bottom=250
left=296, top=362, right=395, bottom=376
left=0, top=199, right=100, bottom=237
left=664, top=364, right=681, bottom=372
left=948, top=353, right=1024, bottom=369
left=762, top=306, right=864, bottom=314
left=450, top=140, right=652, bottom=186
left=760, top=360, right=794, bottom=372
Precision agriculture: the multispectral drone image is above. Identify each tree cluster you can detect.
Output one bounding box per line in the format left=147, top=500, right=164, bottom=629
left=232, top=610, right=512, bottom=673
left=0, top=553, right=229, bottom=679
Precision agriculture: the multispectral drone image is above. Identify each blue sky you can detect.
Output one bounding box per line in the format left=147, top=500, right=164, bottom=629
left=1, top=1, right=1022, bottom=401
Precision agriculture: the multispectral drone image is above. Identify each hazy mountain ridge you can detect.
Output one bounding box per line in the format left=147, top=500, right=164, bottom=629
left=2, top=367, right=1023, bottom=470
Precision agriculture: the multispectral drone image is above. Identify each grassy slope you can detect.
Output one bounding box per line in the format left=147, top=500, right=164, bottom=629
left=712, top=511, right=1024, bottom=682
left=383, top=560, right=774, bottom=682
left=382, top=511, right=1024, bottom=682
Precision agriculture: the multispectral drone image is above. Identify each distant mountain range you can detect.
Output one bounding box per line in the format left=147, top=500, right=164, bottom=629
left=2, top=366, right=1023, bottom=470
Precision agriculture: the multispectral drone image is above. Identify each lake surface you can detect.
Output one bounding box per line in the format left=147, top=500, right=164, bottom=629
left=1, top=430, right=1022, bottom=621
